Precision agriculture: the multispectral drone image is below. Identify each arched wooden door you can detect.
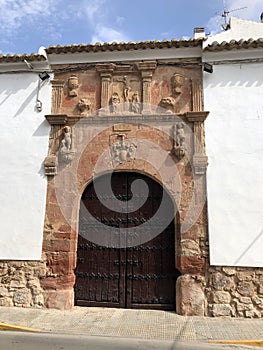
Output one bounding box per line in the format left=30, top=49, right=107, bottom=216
left=75, top=172, right=179, bottom=310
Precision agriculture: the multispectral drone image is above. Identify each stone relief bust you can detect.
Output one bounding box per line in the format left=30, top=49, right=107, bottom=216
left=159, top=73, right=187, bottom=114
left=77, top=98, right=91, bottom=115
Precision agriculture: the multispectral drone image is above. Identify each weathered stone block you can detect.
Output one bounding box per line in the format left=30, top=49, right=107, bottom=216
left=10, top=279, right=26, bottom=290
left=176, top=256, right=205, bottom=275
left=212, top=304, right=233, bottom=317
left=13, top=289, right=32, bottom=306
left=237, top=271, right=255, bottom=282
left=222, top=267, right=236, bottom=276
left=0, top=297, right=13, bottom=307
left=236, top=302, right=254, bottom=312
left=245, top=310, right=261, bottom=318
left=180, top=239, right=201, bottom=256
left=258, top=285, right=263, bottom=295
left=237, top=282, right=254, bottom=297
left=212, top=291, right=231, bottom=304
left=239, top=297, right=252, bottom=304
left=212, top=273, right=234, bottom=291
left=43, top=289, right=74, bottom=310
left=0, top=286, right=8, bottom=297
left=176, top=275, right=205, bottom=316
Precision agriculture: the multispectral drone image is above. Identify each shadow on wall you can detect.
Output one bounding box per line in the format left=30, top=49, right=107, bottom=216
left=204, top=64, right=263, bottom=89
left=0, top=73, right=49, bottom=118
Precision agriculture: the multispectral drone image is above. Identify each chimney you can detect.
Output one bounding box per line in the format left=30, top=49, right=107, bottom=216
left=194, top=27, right=206, bottom=39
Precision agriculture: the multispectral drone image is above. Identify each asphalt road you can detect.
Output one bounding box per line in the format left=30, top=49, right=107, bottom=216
left=0, top=331, right=261, bottom=350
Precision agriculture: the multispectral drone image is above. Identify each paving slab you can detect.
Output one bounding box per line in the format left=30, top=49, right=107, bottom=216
left=0, top=306, right=262, bottom=344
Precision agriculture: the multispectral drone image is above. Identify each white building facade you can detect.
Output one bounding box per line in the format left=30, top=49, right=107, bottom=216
left=0, top=17, right=262, bottom=317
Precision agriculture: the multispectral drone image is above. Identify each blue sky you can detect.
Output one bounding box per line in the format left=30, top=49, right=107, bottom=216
left=0, top=0, right=262, bottom=55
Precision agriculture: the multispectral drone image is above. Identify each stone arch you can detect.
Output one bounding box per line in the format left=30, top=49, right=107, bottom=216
left=41, top=120, right=207, bottom=314
left=75, top=170, right=180, bottom=309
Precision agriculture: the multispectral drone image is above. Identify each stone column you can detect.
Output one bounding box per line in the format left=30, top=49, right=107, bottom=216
left=192, top=80, right=203, bottom=112
left=137, top=61, right=157, bottom=114
left=185, top=111, right=209, bottom=175
left=96, top=63, right=116, bottom=113
left=51, top=80, right=64, bottom=114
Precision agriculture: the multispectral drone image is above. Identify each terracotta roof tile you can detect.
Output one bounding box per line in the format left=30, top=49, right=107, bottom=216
left=46, top=38, right=203, bottom=54
left=0, top=53, right=46, bottom=63
left=204, top=38, right=263, bottom=51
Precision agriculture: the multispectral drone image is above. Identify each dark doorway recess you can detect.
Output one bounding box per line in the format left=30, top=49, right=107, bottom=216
left=75, top=172, right=179, bottom=310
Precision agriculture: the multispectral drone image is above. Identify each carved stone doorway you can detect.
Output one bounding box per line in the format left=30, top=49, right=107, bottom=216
left=74, top=172, right=179, bottom=310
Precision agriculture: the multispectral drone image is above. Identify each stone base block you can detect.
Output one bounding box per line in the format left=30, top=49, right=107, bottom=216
left=176, top=274, right=205, bottom=316
left=43, top=289, right=74, bottom=310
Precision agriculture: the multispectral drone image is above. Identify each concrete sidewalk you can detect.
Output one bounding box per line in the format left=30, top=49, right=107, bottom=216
left=0, top=306, right=262, bottom=344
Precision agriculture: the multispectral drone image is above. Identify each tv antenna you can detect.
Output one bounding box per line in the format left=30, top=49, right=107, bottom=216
left=218, top=1, right=247, bottom=30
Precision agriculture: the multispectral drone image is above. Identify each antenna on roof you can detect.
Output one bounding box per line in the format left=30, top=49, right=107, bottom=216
left=219, top=1, right=247, bottom=30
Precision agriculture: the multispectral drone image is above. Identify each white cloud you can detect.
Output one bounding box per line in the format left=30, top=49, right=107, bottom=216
left=91, top=25, right=130, bottom=44
left=84, top=0, right=105, bottom=23
left=83, top=0, right=131, bottom=43
left=207, top=0, right=263, bottom=35
left=0, top=0, right=60, bottom=35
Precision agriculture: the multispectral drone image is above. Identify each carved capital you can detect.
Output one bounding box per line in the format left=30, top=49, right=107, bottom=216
left=45, top=115, right=82, bottom=126
left=44, top=155, right=57, bottom=176
left=96, top=63, right=116, bottom=75
left=185, top=111, right=209, bottom=123
left=193, top=155, right=208, bottom=175
left=137, top=61, right=157, bottom=73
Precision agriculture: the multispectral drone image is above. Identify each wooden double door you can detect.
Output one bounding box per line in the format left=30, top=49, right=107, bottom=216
left=75, top=172, right=178, bottom=310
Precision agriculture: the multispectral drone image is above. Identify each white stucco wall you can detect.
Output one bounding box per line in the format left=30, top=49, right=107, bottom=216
left=0, top=72, right=51, bottom=260
left=204, top=58, right=263, bottom=267
left=205, top=17, right=263, bottom=46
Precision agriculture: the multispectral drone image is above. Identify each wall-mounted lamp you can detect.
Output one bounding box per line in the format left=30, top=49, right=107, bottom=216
left=39, top=71, right=50, bottom=81
left=36, top=99, right=42, bottom=112
left=203, top=63, right=213, bottom=74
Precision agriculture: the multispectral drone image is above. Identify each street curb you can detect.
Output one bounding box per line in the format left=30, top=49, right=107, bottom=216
left=209, top=340, right=263, bottom=347
left=0, top=323, right=40, bottom=332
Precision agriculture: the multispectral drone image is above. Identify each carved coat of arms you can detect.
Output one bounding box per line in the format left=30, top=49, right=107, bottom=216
left=110, top=135, right=137, bottom=164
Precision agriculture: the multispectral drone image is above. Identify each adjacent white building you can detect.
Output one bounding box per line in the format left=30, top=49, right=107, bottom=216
left=0, top=54, right=51, bottom=259
left=203, top=17, right=263, bottom=267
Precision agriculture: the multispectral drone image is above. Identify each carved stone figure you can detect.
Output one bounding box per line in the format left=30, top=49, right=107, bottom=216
left=61, top=126, right=72, bottom=151
left=172, top=123, right=186, bottom=160
left=171, top=73, right=185, bottom=96
left=77, top=98, right=91, bottom=115
left=68, top=75, right=79, bottom=97
left=159, top=73, right=186, bottom=113
left=59, top=126, right=74, bottom=164
left=176, top=122, right=185, bottom=148
left=110, top=92, right=121, bottom=113
left=111, top=135, right=137, bottom=164
left=159, top=97, right=176, bottom=113
left=130, top=91, right=141, bottom=113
